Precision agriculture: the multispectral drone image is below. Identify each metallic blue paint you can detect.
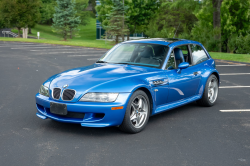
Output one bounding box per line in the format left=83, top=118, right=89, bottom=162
left=36, top=39, right=220, bottom=127
left=178, top=62, right=189, bottom=69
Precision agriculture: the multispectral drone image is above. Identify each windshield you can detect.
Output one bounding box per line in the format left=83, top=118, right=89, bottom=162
left=97, top=43, right=169, bottom=68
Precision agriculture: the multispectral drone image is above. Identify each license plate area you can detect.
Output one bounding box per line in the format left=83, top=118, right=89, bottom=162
left=50, top=102, right=67, bottom=115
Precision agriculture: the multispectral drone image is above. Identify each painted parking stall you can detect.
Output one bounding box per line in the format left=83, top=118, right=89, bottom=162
left=215, top=60, right=250, bottom=115
left=0, top=41, right=105, bottom=62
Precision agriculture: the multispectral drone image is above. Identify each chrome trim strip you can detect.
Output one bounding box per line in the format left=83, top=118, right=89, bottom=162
left=62, top=89, right=76, bottom=101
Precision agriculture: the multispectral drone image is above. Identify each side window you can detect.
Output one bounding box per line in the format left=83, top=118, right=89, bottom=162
left=165, top=51, right=176, bottom=70
left=190, top=45, right=209, bottom=65
left=175, top=45, right=192, bottom=64
left=178, top=45, right=188, bottom=55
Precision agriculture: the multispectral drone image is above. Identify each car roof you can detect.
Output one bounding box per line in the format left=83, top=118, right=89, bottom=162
left=123, top=38, right=201, bottom=47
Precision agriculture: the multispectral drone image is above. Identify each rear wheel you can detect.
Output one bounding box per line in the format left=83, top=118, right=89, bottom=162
left=197, top=74, right=219, bottom=107
left=119, top=90, right=150, bottom=133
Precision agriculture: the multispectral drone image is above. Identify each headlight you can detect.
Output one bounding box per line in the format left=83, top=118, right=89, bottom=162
left=39, top=85, right=49, bottom=97
left=79, top=93, right=119, bottom=102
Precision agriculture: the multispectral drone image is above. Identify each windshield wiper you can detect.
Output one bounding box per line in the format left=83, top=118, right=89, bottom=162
left=114, top=62, right=130, bottom=65
left=96, top=60, right=108, bottom=63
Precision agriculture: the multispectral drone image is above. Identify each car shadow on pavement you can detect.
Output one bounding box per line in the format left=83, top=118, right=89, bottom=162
left=147, top=102, right=200, bottom=124
left=43, top=119, right=125, bottom=136
left=40, top=102, right=200, bottom=136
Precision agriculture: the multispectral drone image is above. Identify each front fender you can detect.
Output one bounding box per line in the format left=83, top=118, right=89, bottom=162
left=197, top=67, right=220, bottom=96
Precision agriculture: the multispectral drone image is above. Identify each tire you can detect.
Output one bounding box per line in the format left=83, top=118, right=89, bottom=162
left=119, top=90, right=151, bottom=134
left=196, top=74, right=219, bottom=107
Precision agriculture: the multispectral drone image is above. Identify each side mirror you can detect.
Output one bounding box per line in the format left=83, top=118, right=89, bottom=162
left=177, top=62, right=189, bottom=73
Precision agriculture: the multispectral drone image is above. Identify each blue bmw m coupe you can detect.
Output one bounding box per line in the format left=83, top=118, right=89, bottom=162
left=36, top=38, right=219, bottom=133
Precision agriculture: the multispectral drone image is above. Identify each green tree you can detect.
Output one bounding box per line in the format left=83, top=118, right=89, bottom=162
left=145, top=0, right=198, bottom=38
left=221, top=0, right=250, bottom=52
left=212, top=0, right=223, bottom=47
left=89, top=0, right=96, bottom=14
left=126, top=0, right=160, bottom=36
left=39, top=0, right=56, bottom=24
left=39, top=0, right=90, bottom=26
left=75, top=0, right=90, bottom=26
left=95, top=0, right=113, bottom=25
left=52, top=0, right=81, bottom=40
left=96, top=0, right=159, bottom=40
left=190, top=0, right=221, bottom=51
left=105, top=0, right=129, bottom=44
left=0, top=19, right=5, bottom=29
left=190, top=0, right=250, bottom=52
left=0, top=0, right=41, bottom=37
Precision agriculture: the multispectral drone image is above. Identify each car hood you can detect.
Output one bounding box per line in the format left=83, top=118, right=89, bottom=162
left=50, top=63, right=159, bottom=93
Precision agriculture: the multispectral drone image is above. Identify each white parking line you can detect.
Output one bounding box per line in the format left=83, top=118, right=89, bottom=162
left=11, top=47, right=59, bottom=49
left=220, top=86, right=250, bottom=88
left=220, top=73, right=250, bottom=75
left=0, top=45, right=42, bottom=47
left=30, top=49, right=86, bottom=51
left=220, top=109, right=250, bottom=112
left=0, top=43, right=36, bottom=45
left=35, top=52, right=105, bottom=54
left=8, top=46, right=72, bottom=48
left=87, top=58, right=99, bottom=60
left=68, top=55, right=102, bottom=57
left=217, top=64, right=247, bottom=66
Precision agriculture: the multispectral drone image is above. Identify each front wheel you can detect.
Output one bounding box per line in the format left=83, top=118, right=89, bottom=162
left=119, top=90, right=150, bottom=133
left=197, top=74, right=219, bottom=107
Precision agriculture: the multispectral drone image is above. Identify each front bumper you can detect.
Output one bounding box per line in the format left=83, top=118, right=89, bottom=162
left=35, top=93, right=131, bottom=127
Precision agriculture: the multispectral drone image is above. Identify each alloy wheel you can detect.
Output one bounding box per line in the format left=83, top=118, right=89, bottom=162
left=208, top=78, right=218, bottom=103
left=130, top=95, right=149, bottom=128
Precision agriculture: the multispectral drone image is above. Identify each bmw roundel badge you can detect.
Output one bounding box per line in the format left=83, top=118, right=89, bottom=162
left=63, top=84, right=68, bottom=88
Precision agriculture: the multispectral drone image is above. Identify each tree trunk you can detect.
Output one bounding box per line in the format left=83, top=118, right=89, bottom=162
left=212, top=0, right=223, bottom=52
left=64, top=30, right=67, bottom=41
left=91, top=0, right=96, bottom=14
left=18, top=28, right=21, bottom=37
left=127, top=33, right=130, bottom=41
left=133, top=24, right=136, bottom=35
left=227, top=45, right=230, bottom=53
left=28, top=28, right=32, bottom=34
left=70, top=29, right=72, bottom=39
left=115, top=35, right=119, bottom=44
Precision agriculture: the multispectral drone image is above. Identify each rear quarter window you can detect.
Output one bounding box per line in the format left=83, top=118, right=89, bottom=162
left=190, top=44, right=209, bottom=65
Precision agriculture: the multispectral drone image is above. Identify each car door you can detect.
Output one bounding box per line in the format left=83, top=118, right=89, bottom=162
left=165, top=46, right=201, bottom=103
left=148, top=46, right=170, bottom=107
left=150, top=71, right=169, bottom=107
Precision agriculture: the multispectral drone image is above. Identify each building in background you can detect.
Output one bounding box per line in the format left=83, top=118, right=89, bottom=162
left=95, top=1, right=103, bottom=39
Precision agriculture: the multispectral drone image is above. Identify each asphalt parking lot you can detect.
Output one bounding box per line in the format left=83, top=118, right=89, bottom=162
left=0, top=41, right=250, bottom=166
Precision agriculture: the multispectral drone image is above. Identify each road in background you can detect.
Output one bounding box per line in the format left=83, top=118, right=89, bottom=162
left=0, top=42, right=249, bottom=166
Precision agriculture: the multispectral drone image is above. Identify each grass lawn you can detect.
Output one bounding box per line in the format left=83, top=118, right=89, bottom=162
left=209, top=52, right=250, bottom=63
left=0, top=18, right=114, bottom=49
left=1, top=18, right=250, bottom=63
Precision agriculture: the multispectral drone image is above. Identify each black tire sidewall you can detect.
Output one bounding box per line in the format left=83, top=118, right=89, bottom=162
left=203, top=75, right=219, bottom=106
left=120, top=90, right=151, bottom=133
